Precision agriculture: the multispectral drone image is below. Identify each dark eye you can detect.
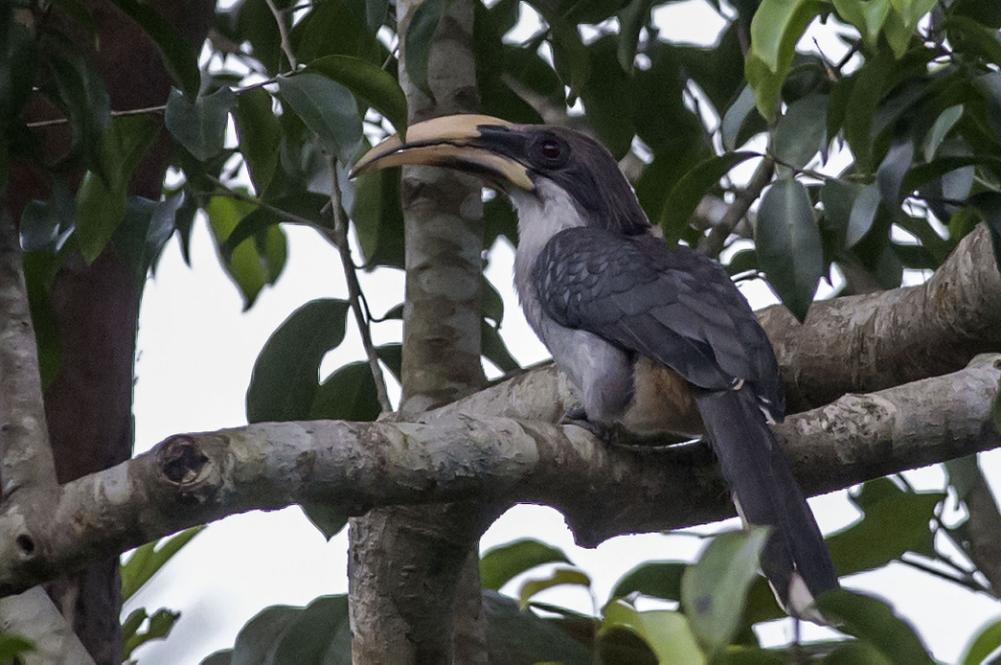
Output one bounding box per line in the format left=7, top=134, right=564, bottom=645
left=540, top=139, right=562, bottom=160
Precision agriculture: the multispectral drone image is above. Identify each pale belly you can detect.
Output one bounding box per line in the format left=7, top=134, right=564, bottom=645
left=621, top=357, right=704, bottom=437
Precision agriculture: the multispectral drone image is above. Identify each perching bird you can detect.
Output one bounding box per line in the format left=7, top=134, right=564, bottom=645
left=351, top=114, right=839, bottom=618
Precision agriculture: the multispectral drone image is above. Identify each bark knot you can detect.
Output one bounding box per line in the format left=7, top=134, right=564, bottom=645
left=158, top=436, right=209, bottom=486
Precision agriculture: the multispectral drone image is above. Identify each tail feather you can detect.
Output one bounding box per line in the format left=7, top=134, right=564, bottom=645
left=694, top=387, right=839, bottom=618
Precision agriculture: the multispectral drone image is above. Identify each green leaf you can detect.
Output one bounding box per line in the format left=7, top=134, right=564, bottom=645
left=75, top=115, right=159, bottom=263
left=480, top=538, right=573, bottom=591
left=299, top=502, right=349, bottom=541
left=44, top=45, right=110, bottom=175
left=269, top=596, right=351, bottom=662
left=888, top=0, right=937, bottom=35
left=755, top=178, right=823, bottom=322
left=246, top=298, right=350, bottom=423
left=229, top=605, right=302, bottom=665
left=482, top=320, right=520, bottom=373
left=1, top=13, right=37, bottom=124
left=816, top=589, right=932, bottom=665
left=947, top=16, right=1001, bottom=67
left=0, top=634, right=33, bottom=660
left=681, top=530, right=769, bottom=654
left=745, top=0, right=826, bottom=119
left=616, top=0, right=650, bottom=71
left=602, top=601, right=707, bottom=665
left=721, top=86, right=759, bottom=152
left=968, top=192, right=1001, bottom=275
left=826, top=489, right=944, bottom=575
left=221, top=192, right=330, bottom=259
left=309, top=361, right=382, bottom=421
left=352, top=167, right=405, bottom=269
left=843, top=49, right=894, bottom=173
left=483, top=590, right=592, bottom=664
left=773, top=94, right=828, bottom=169
left=820, top=179, right=863, bottom=239
left=610, top=561, right=687, bottom=601
left=305, top=55, right=409, bottom=139
left=109, top=0, right=200, bottom=95
left=278, top=73, right=363, bottom=163
left=206, top=196, right=288, bottom=308
left=122, top=607, right=180, bottom=658
left=165, top=87, right=237, bottom=161
left=832, top=0, right=891, bottom=48
left=962, top=617, right=1001, bottom=665
left=518, top=567, right=591, bottom=609
left=581, top=37, right=635, bottom=159
left=876, top=136, right=915, bottom=205
left=403, top=0, right=447, bottom=98
left=235, top=88, right=281, bottom=194
left=923, top=105, right=964, bottom=162
left=658, top=152, right=758, bottom=244
left=945, top=455, right=980, bottom=503
left=824, top=641, right=895, bottom=664
left=121, top=526, right=205, bottom=601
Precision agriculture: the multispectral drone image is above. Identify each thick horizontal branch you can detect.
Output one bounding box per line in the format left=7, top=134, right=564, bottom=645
left=0, top=355, right=997, bottom=596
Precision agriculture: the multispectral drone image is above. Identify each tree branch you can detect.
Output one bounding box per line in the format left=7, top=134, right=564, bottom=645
left=0, top=588, right=95, bottom=665
left=698, top=157, right=774, bottom=258
left=0, top=216, right=58, bottom=494
left=0, top=354, right=996, bottom=596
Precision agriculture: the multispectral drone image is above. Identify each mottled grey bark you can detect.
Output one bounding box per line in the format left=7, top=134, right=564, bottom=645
left=964, top=461, right=1001, bottom=592
left=347, top=0, right=491, bottom=662
left=0, top=355, right=997, bottom=595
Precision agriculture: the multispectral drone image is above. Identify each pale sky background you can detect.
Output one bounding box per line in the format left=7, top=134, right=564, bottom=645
left=124, top=1, right=1001, bottom=662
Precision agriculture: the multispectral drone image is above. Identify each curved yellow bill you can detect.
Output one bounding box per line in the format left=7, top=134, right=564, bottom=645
left=350, top=114, right=533, bottom=191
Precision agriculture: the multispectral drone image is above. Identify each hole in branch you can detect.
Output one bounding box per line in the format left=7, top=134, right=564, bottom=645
left=15, top=534, right=34, bottom=555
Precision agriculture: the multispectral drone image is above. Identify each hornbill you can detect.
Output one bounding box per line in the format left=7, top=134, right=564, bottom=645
left=351, top=114, right=839, bottom=618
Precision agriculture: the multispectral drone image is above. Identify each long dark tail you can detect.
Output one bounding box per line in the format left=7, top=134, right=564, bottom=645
left=694, top=387, right=839, bottom=618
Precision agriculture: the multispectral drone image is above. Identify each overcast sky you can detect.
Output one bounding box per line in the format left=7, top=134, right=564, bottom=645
left=125, top=1, right=1001, bottom=662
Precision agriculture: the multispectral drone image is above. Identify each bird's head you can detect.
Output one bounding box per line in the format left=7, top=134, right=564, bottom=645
left=351, top=114, right=649, bottom=235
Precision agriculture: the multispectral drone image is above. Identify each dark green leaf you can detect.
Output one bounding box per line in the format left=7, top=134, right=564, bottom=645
left=610, top=561, right=686, bottom=601
left=351, top=168, right=405, bottom=269
left=201, top=650, right=233, bottom=665
left=876, top=136, right=915, bottom=205
left=755, top=178, right=823, bottom=321
left=299, top=503, right=349, bottom=541
left=121, top=526, right=205, bottom=601
left=945, top=454, right=980, bottom=504
left=581, top=37, right=635, bottom=158
left=483, top=590, right=591, bottom=664
left=843, top=50, right=894, bottom=173
left=270, top=595, right=351, bottom=663
left=165, top=87, right=236, bottom=161
left=821, top=179, right=863, bottom=240
left=816, top=589, right=932, bottom=665
left=403, top=0, right=447, bottom=98
left=545, top=14, right=591, bottom=99
left=962, top=617, right=1001, bottom=665
left=659, top=152, right=758, bottom=244
left=109, top=0, right=200, bottom=95
left=773, top=94, right=828, bottom=169
left=278, top=73, right=363, bottom=163
left=230, top=605, right=301, bottom=665
left=221, top=192, right=330, bottom=259
left=482, top=321, right=520, bottom=373
left=19, top=179, right=75, bottom=251
left=923, top=105, right=963, bottom=162
left=246, top=298, right=350, bottom=422
left=310, top=361, right=381, bottom=421
left=482, top=277, right=505, bottom=326
left=602, top=602, right=706, bottom=664
left=826, top=489, right=944, bottom=575
left=616, top=0, right=650, bottom=71
left=824, top=641, right=894, bottom=664
left=480, top=538, right=573, bottom=591
left=681, top=530, right=769, bottom=654
left=75, top=115, right=159, bottom=263
left=483, top=195, right=519, bottom=248
left=44, top=45, right=110, bottom=174
left=519, top=567, right=591, bottom=609
left=0, top=13, right=36, bottom=123
left=290, top=0, right=381, bottom=65
left=948, top=16, right=1001, bottom=66
left=951, top=0, right=1001, bottom=29
left=721, top=86, right=759, bottom=152
left=235, top=88, right=281, bottom=194
left=123, top=608, right=180, bottom=658
left=305, top=55, right=408, bottom=139
left=846, top=185, right=881, bottom=248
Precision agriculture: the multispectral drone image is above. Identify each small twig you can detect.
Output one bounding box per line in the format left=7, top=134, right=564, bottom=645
left=265, top=0, right=299, bottom=70
left=328, top=158, right=393, bottom=413
left=698, top=156, right=775, bottom=258
left=899, top=553, right=992, bottom=594
left=25, top=77, right=281, bottom=129
left=203, top=176, right=326, bottom=228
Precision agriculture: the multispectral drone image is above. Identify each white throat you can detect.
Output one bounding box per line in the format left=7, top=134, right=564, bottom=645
left=508, top=180, right=586, bottom=303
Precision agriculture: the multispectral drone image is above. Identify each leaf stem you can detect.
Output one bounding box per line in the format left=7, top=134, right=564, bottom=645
left=265, top=0, right=299, bottom=70
left=327, top=158, right=393, bottom=414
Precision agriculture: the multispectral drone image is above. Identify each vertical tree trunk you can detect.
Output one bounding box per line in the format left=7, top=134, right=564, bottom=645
left=5, top=2, right=213, bottom=660
left=347, top=1, right=493, bottom=663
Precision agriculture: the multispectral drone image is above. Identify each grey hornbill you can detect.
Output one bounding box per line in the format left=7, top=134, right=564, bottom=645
left=351, top=114, right=839, bottom=618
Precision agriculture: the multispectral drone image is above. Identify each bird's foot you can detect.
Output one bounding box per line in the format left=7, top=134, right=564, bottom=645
left=560, top=407, right=631, bottom=447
